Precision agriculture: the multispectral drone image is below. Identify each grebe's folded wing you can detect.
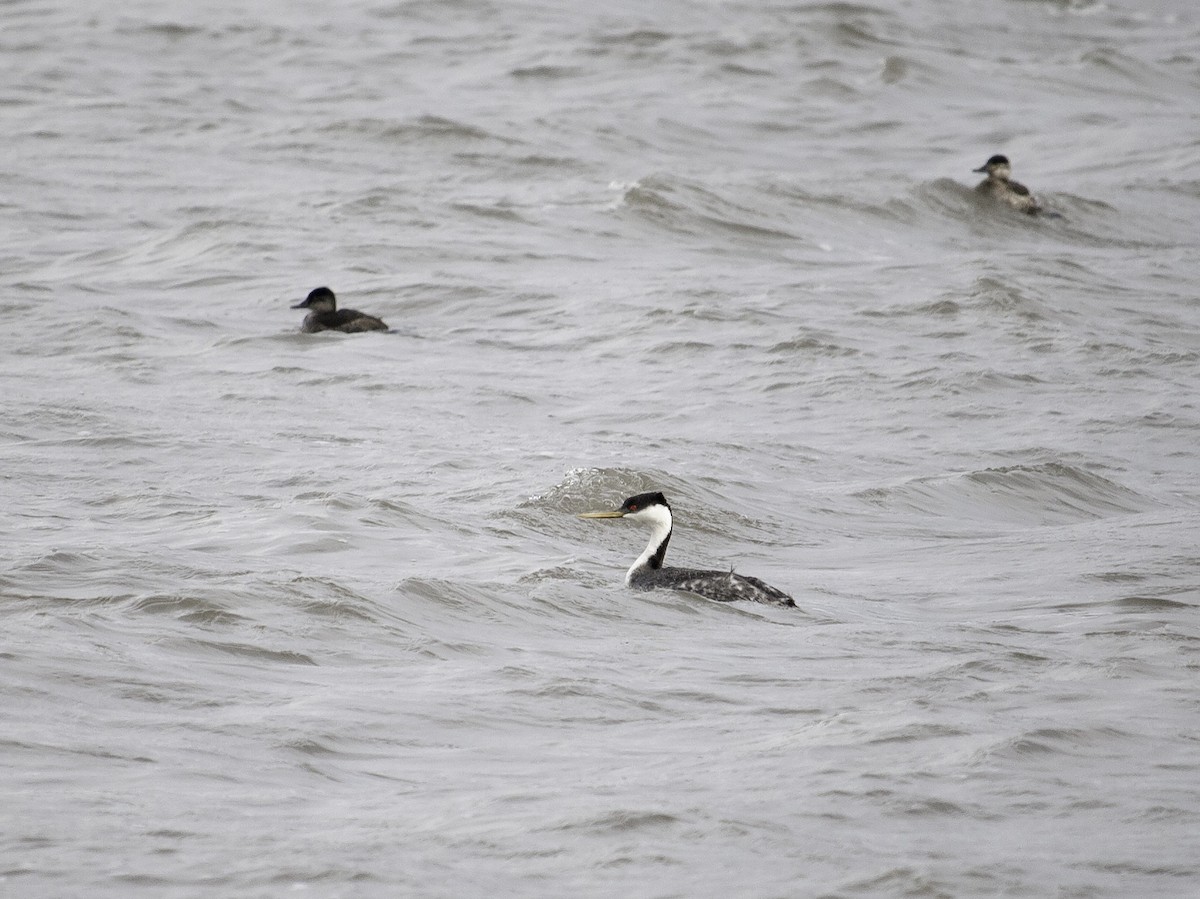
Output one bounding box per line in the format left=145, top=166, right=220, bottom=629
left=638, top=566, right=795, bottom=607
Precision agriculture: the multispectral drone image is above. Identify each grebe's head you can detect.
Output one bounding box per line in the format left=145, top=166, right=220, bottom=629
left=580, top=491, right=672, bottom=527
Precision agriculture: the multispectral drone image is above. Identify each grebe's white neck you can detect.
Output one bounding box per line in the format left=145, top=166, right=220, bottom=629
left=624, top=503, right=673, bottom=584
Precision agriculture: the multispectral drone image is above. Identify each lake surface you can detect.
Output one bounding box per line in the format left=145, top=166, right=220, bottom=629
left=3, top=0, right=1199, bottom=896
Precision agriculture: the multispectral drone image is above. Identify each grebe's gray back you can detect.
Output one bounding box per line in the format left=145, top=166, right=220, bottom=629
left=972, top=154, right=1041, bottom=215
left=579, top=491, right=795, bottom=607
left=291, top=286, right=388, bottom=333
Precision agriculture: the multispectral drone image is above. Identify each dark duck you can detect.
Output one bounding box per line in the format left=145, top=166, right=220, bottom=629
left=292, top=287, right=388, bottom=333
left=972, top=154, right=1041, bottom=215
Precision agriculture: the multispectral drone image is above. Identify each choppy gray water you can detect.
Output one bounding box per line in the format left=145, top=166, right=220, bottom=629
left=4, top=0, right=1200, bottom=896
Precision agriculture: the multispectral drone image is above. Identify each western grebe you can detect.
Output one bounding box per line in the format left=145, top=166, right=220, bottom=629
left=973, top=154, right=1041, bottom=215
left=579, top=491, right=796, bottom=607
left=291, top=286, right=388, bottom=333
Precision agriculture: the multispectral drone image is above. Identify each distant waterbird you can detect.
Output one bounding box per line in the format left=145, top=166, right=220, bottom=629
left=291, top=286, right=388, bottom=333
left=973, top=154, right=1041, bottom=215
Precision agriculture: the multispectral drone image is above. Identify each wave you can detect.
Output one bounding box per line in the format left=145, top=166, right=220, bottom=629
left=308, top=114, right=515, bottom=146
left=906, top=177, right=1179, bottom=250
left=852, top=461, right=1156, bottom=528
left=615, top=173, right=799, bottom=244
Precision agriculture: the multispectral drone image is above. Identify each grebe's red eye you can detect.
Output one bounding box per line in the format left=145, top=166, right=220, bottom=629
left=629, top=504, right=638, bottom=511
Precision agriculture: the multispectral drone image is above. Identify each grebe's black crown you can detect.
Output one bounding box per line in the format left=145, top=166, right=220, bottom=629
left=620, top=492, right=670, bottom=514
